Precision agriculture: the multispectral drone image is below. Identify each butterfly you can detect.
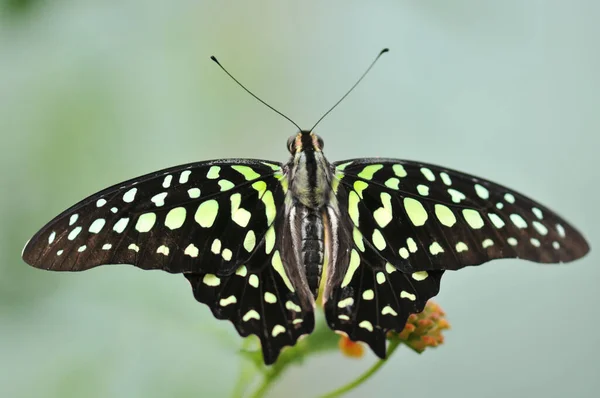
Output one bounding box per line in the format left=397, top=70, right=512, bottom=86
left=21, top=50, right=590, bottom=365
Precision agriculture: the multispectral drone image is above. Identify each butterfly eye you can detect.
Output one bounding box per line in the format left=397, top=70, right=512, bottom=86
left=316, top=135, right=324, bottom=150
left=287, top=135, right=296, bottom=154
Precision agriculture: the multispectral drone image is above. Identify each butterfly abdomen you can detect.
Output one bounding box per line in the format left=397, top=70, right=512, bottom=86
left=298, top=208, right=325, bottom=299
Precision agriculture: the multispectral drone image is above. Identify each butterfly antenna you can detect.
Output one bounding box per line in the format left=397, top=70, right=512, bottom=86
left=310, top=48, right=389, bottom=132
left=211, top=56, right=302, bottom=131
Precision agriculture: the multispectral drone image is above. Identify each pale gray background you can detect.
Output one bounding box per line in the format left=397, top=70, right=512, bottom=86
left=1, top=1, right=598, bottom=397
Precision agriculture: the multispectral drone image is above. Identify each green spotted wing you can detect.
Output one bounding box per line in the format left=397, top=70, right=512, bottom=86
left=21, top=159, right=314, bottom=364
left=324, top=158, right=589, bottom=357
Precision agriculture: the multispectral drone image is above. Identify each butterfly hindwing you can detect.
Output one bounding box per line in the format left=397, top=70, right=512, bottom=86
left=333, top=158, right=589, bottom=272
left=22, top=159, right=285, bottom=274
left=323, top=190, right=443, bottom=357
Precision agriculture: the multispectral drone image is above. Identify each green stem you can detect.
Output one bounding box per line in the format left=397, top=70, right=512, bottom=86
left=319, top=340, right=402, bottom=398
left=249, top=368, right=282, bottom=398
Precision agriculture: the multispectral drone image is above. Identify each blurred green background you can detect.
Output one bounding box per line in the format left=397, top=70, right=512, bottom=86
left=1, top=1, right=598, bottom=397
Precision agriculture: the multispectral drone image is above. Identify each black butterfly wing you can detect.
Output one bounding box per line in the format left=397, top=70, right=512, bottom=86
left=324, top=158, right=589, bottom=357
left=22, top=158, right=314, bottom=364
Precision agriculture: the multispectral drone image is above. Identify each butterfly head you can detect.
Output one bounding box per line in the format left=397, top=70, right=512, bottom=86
left=287, top=131, right=324, bottom=155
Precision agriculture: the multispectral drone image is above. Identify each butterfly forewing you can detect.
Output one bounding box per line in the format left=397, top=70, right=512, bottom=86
left=333, top=158, right=589, bottom=272
left=22, top=159, right=284, bottom=273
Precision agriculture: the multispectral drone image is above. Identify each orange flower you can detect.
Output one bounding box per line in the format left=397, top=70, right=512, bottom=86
left=337, top=301, right=450, bottom=358
left=392, top=301, right=450, bottom=353
left=339, top=334, right=365, bottom=358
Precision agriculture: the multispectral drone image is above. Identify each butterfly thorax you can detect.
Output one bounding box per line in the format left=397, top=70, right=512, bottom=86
left=287, top=131, right=331, bottom=209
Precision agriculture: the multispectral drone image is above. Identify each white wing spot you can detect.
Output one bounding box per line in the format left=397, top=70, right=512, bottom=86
left=385, top=178, right=400, bottom=189
left=271, top=325, right=286, bottom=337
left=187, top=188, right=201, bottom=199
left=482, top=239, right=494, bottom=248
left=338, top=297, right=354, bottom=308
left=440, top=172, right=452, bottom=186
left=222, top=248, right=232, bottom=261
left=510, top=214, right=528, bottom=229
left=203, top=274, right=220, bottom=286
left=463, top=209, right=485, bottom=229
left=243, top=310, right=260, bottom=321
left=264, top=226, right=276, bottom=254
left=272, top=251, right=295, bottom=292
left=56, top=250, right=64, bottom=256
left=77, top=245, right=87, bottom=252
left=358, top=320, right=374, bottom=331
left=89, top=218, right=106, bottom=234
left=556, top=223, right=566, bottom=238
left=285, top=301, right=302, bottom=312
left=151, top=192, right=168, bottom=207
left=338, top=315, right=350, bottom=321
left=48, top=231, right=56, bottom=244
left=235, top=265, right=248, bottom=277
left=102, top=243, right=112, bottom=250
left=399, top=247, right=409, bottom=259
left=165, top=207, right=187, bottom=230
left=372, top=229, right=386, bottom=250
left=206, top=166, right=220, bottom=179
left=96, top=198, right=107, bottom=207
left=69, top=214, right=79, bottom=226
left=110, top=207, right=118, bottom=213
left=552, top=241, right=560, bottom=250
left=385, top=263, right=396, bottom=274
left=194, top=200, right=219, bottom=228
left=135, top=213, right=156, bottom=233
left=504, top=193, right=516, bottom=203
left=157, top=245, right=170, bottom=256
left=382, top=306, right=398, bottom=316
left=448, top=188, right=466, bottom=203
left=211, top=239, right=222, bottom=254
left=373, top=192, right=393, bottom=228
left=530, top=238, right=541, bottom=247
left=230, top=193, right=251, bottom=227
left=420, top=167, right=435, bottom=181
left=417, top=184, right=429, bottom=196
left=128, top=243, right=140, bottom=252
left=184, top=244, right=199, bottom=258
left=341, top=249, right=360, bottom=288
left=407, top=238, right=418, bottom=253
left=179, top=170, right=191, bottom=184
left=113, top=218, right=129, bottom=233
left=162, top=175, right=173, bottom=188
left=67, top=226, right=82, bottom=241
left=264, top=292, right=277, bottom=304
left=507, top=237, right=518, bottom=246
left=362, top=289, right=374, bottom=300
left=392, top=164, right=407, bottom=177
left=455, top=242, right=468, bottom=252
left=435, top=204, right=456, bottom=227
left=533, top=221, right=548, bottom=236
left=400, top=291, right=416, bottom=301
left=412, top=271, right=428, bottom=281
left=474, top=184, right=489, bottom=199
left=219, top=296, right=237, bottom=306
left=353, top=228, right=365, bottom=252
left=429, top=242, right=444, bottom=255
left=218, top=179, right=235, bottom=191
left=376, top=272, right=386, bottom=284
left=123, top=188, right=137, bottom=203
left=532, top=207, right=544, bottom=220
left=488, top=213, right=505, bottom=229
left=243, top=230, right=256, bottom=252
left=248, top=274, right=259, bottom=288
left=404, top=197, right=428, bottom=226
